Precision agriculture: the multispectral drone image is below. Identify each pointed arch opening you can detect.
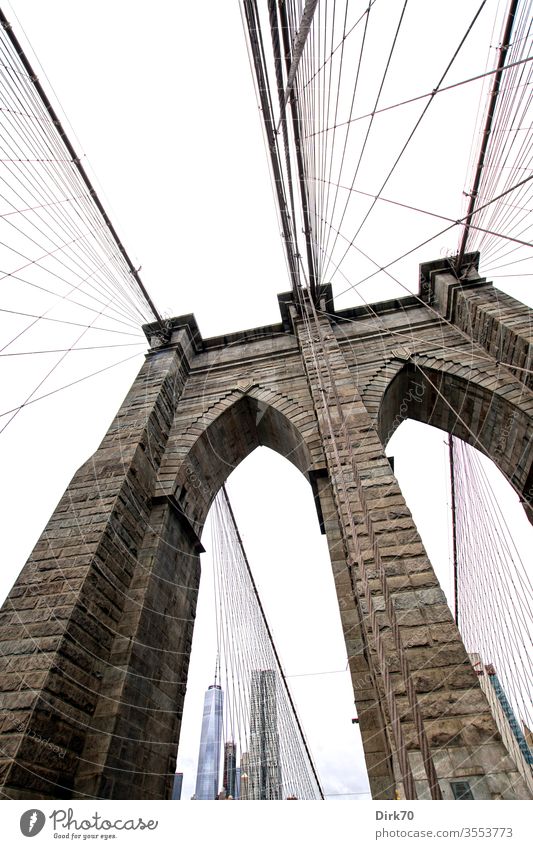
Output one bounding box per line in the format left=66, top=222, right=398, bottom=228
left=174, top=446, right=371, bottom=800
left=168, top=393, right=316, bottom=536
left=377, top=360, right=533, bottom=524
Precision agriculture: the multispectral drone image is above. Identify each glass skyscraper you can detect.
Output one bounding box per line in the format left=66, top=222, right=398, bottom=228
left=193, top=684, right=224, bottom=800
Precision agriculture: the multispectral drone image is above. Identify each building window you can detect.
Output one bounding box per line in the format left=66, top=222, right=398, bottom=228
left=451, top=781, right=474, bottom=800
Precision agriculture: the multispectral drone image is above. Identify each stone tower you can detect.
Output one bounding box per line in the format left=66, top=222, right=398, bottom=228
left=0, top=254, right=531, bottom=799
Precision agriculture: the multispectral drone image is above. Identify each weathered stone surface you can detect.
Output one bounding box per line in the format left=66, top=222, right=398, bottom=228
left=0, top=264, right=531, bottom=800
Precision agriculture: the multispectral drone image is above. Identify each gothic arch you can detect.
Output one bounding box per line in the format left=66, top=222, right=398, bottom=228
left=375, top=355, right=533, bottom=521
left=158, top=386, right=320, bottom=533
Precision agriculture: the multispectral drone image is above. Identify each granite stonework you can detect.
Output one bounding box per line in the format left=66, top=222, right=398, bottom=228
left=0, top=255, right=531, bottom=799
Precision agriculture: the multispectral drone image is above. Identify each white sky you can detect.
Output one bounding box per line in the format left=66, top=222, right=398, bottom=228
left=0, top=0, right=531, bottom=802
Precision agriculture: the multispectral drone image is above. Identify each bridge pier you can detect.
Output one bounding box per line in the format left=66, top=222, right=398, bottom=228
left=295, top=295, right=530, bottom=799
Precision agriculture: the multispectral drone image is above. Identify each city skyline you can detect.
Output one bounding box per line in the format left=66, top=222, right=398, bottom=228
left=191, top=670, right=287, bottom=800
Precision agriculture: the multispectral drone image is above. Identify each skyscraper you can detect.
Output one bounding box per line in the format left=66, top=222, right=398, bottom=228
left=194, top=684, right=224, bottom=800
left=248, top=669, right=282, bottom=800
left=171, top=772, right=183, bottom=800
left=240, top=752, right=250, bottom=800
left=223, top=741, right=237, bottom=799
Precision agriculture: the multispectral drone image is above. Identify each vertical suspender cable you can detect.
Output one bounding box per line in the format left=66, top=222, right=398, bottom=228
left=221, top=484, right=325, bottom=799
left=277, top=0, right=319, bottom=299
left=449, top=436, right=460, bottom=626
left=243, top=0, right=301, bottom=296
left=0, top=7, right=163, bottom=324
left=456, top=0, right=520, bottom=268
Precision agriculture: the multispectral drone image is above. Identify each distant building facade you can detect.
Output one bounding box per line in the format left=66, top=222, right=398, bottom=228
left=248, top=669, right=282, bottom=799
left=223, top=741, right=237, bottom=799
left=240, top=752, right=250, bottom=800
left=194, top=684, right=224, bottom=800
left=470, top=654, right=533, bottom=796
left=171, top=772, right=183, bottom=799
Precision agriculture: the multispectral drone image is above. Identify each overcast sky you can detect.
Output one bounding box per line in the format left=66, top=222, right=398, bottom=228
left=0, top=0, right=531, bottom=803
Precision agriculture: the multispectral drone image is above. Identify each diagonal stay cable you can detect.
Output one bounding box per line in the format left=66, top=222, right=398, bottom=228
left=326, top=173, right=533, bottom=298
left=303, top=57, right=533, bottom=141
left=299, top=0, right=381, bottom=97
left=321, top=0, right=374, bottom=280
left=0, top=7, right=162, bottom=323
left=0, top=350, right=144, bottom=421
left=322, top=0, right=409, bottom=281
left=314, top=174, right=533, bottom=248
left=0, top=306, right=144, bottom=337
left=329, top=0, right=490, bottom=281
left=457, top=0, right=521, bottom=266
